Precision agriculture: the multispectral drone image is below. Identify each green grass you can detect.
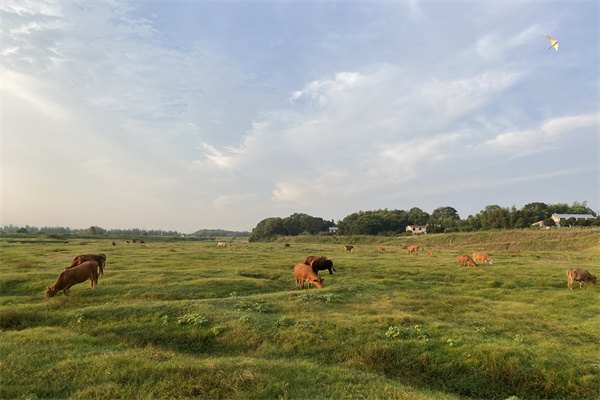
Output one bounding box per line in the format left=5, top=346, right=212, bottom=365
left=1, top=230, right=599, bottom=399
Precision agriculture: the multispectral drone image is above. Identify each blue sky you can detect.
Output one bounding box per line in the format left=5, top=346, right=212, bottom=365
left=2, top=1, right=598, bottom=232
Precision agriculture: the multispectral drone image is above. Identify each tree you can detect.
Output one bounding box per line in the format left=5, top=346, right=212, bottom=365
left=249, top=217, right=285, bottom=241
left=569, top=201, right=595, bottom=215
left=479, top=205, right=511, bottom=230
left=428, top=206, right=460, bottom=233
left=407, top=207, right=430, bottom=226
left=520, top=202, right=550, bottom=226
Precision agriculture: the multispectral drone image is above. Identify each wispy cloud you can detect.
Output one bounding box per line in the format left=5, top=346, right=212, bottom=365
left=486, top=113, right=598, bottom=151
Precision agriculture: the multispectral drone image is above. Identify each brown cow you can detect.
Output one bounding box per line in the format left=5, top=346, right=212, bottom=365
left=566, top=268, right=597, bottom=289
left=294, top=263, right=324, bottom=289
left=45, top=261, right=99, bottom=297
left=403, top=245, right=421, bottom=255
left=472, top=252, right=493, bottom=265
left=67, top=253, right=106, bottom=275
left=378, top=247, right=386, bottom=252
left=427, top=249, right=434, bottom=256
left=344, top=245, right=354, bottom=252
left=456, top=255, right=477, bottom=267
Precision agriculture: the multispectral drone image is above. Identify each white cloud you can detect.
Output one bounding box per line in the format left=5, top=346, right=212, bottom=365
left=476, top=25, right=542, bottom=60
left=486, top=113, right=598, bottom=151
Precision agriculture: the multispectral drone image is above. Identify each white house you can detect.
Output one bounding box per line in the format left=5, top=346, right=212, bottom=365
left=328, top=226, right=338, bottom=234
left=406, top=225, right=427, bottom=234
left=551, top=213, right=596, bottom=227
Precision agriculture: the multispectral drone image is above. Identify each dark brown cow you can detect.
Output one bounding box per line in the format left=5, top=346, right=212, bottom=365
left=566, top=268, right=597, bottom=289
left=67, top=253, right=106, bottom=275
left=304, top=256, right=336, bottom=275
left=45, top=261, right=99, bottom=297
left=344, top=245, right=354, bottom=252
left=456, top=255, right=477, bottom=267
left=294, top=263, right=324, bottom=289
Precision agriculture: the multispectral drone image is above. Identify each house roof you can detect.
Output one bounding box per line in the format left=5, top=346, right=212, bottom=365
left=552, top=213, right=595, bottom=219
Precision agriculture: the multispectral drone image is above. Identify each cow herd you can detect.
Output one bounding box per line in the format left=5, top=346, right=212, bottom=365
left=44, top=244, right=597, bottom=297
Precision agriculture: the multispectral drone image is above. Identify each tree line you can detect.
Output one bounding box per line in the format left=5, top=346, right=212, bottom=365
left=249, top=201, right=598, bottom=240
left=0, top=225, right=182, bottom=237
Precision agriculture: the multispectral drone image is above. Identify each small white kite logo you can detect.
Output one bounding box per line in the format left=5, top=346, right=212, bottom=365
left=545, top=35, right=559, bottom=51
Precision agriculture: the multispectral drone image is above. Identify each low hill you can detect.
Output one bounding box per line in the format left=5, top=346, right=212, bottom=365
left=286, top=228, right=600, bottom=252
left=192, top=229, right=250, bottom=237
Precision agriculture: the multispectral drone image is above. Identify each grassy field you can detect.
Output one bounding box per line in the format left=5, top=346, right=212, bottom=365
left=1, top=230, right=599, bottom=399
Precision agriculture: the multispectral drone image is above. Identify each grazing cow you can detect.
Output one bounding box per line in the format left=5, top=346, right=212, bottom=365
left=140, top=240, right=145, bottom=244
left=427, top=249, right=434, bottom=256
left=284, top=243, right=291, bottom=248
left=473, top=252, right=493, bottom=264
left=378, top=247, right=386, bottom=252
left=112, top=241, right=116, bottom=246
left=217, top=242, right=227, bottom=248
left=305, top=256, right=336, bottom=275
left=403, top=245, right=421, bottom=255
left=344, top=245, right=354, bottom=252
left=456, top=255, right=477, bottom=267
left=67, top=253, right=106, bottom=275
left=45, top=261, right=99, bottom=297
left=566, top=268, right=597, bottom=289
left=294, top=263, right=324, bottom=289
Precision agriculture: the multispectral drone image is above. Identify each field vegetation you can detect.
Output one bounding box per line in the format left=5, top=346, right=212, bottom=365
left=1, top=229, right=598, bottom=399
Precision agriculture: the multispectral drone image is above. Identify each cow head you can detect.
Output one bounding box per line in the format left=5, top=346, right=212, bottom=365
left=44, top=286, right=58, bottom=297
left=591, top=274, right=597, bottom=284
left=311, top=277, right=324, bottom=289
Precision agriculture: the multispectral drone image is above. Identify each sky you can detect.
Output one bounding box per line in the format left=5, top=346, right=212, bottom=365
left=1, top=1, right=598, bottom=233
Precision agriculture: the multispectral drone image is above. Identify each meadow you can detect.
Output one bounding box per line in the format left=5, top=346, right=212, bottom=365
left=1, top=230, right=599, bottom=400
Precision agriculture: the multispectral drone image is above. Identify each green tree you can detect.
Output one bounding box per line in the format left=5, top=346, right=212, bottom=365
left=520, top=202, right=550, bottom=225
left=479, top=205, right=511, bottom=230
left=249, top=217, right=285, bottom=241
left=428, top=206, right=460, bottom=233
left=407, top=207, right=430, bottom=226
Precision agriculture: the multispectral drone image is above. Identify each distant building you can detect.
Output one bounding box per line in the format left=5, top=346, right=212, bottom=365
left=551, top=213, right=596, bottom=227
left=406, top=225, right=427, bottom=234
left=328, top=226, right=338, bottom=234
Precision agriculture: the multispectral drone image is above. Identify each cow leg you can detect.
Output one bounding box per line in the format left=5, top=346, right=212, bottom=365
left=328, top=268, right=333, bottom=275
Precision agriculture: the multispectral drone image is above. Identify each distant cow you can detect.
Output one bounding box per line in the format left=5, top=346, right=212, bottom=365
left=305, top=256, right=336, bottom=275
left=378, top=247, right=386, bottom=252
left=566, top=268, right=597, bottom=289
left=284, top=243, right=291, bottom=248
left=217, top=242, right=227, bottom=248
left=344, top=245, right=354, bottom=252
left=45, top=261, right=99, bottom=297
left=427, top=249, right=434, bottom=256
left=112, top=241, right=116, bottom=246
left=67, top=253, right=106, bottom=275
left=403, top=245, right=421, bottom=255
left=473, top=252, right=493, bottom=265
left=294, top=263, right=324, bottom=289
left=456, top=255, right=477, bottom=267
